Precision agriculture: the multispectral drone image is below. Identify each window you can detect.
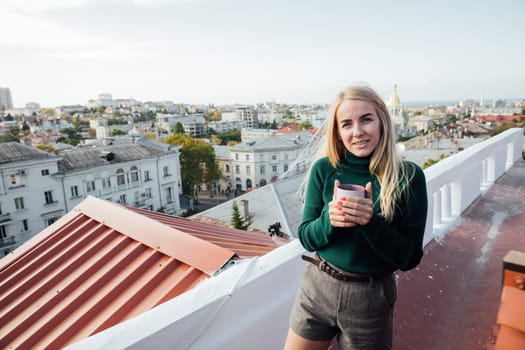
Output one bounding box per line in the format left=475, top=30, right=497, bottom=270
left=260, top=165, right=265, bottom=174
left=130, top=166, right=139, bottom=182
left=10, top=175, right=17, bottom=185
left=71, top=186, right=79, bottom=198
left=86, top=181, right=95, bottom=192
left=44, top=191, right=54, bottom=204
left=41, top=169, right=50, bottom=176
left=284, top=164, right=289, bottom=172
left=102, top=178, right=111, bottom=189
left=235, top=165, right=240, bottom=174
left=272, top=165, right=277, bottom=172
left=246, top=154, right=250, bottom=161
left=166, top=187, right=173, bottom=203
left=0, top=225, right=6, bottom=238
left=117, top=169, right=125, bottom=186
left=246, top=166, right=251, bottom=175
left=163, top=166, right=170, bottom=177
left=22, top=219, right=28, bottom=232
left=225, top=165, right=230, bottom=173
left=144, top=170, right=151, bottom=181
left=15, top=197, right=24, bottom=210
left=46, top=218, right=57, bottom=226
left=235, top=153, right=239, bottom=161
left=271, top=155, right=277, bottom=161
left=145, top=188, right=152, bottom=198
left=119, top=194, right=127, bottom=204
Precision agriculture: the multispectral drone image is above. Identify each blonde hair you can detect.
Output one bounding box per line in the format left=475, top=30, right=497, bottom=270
left=325, top=84, right=410, bottom=221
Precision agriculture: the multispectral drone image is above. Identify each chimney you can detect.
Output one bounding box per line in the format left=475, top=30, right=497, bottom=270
left=240, top=199, right=249, bottom=220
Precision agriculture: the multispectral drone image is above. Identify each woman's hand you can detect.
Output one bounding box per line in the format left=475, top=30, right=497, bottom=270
left=328, top=180, right=374, bottom=228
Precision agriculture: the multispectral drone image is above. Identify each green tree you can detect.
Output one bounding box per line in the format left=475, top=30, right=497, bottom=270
left=163, top=134, right=220, bottom=196
left=298, top=121, right=312, bottom=130
left=0, top=127, right=20, bottom=143
left=231, top=201, right=250, bottom=230
left=36, top=144, right=56, bottom=153
left=492, top=121, right=521, bottom=136
left=41, top=108, right=56, bottom=116
left=59, top=127, right=81, bottom=146
left=173, top=122, right=185, bottom=134
left=72, top=115, right=81, bottom=131
left=111, top=128, right=126, bottom=136
left=217, top=129, right=241, bottom=145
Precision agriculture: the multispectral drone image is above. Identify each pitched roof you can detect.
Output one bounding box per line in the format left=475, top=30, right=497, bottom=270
left=193, top=172, right=306, bottom=238
left=0, top=142, right=58, bottom=164
left=0, top=196, right=282, bottom=349
left=57, top=142, right=168, bottom=172
left=126, top=206, right=285, bottom=258
left=231, top=132, right=312, bottom=152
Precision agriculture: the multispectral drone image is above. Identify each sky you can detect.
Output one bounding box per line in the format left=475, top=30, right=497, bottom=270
left=1, top=0, right=524, bottom=107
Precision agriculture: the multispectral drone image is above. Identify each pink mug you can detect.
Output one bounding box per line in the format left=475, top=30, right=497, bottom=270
left=336, top=184, right=365, bottom=199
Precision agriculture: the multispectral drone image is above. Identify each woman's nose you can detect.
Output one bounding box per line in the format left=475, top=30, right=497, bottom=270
left=353, top=123, right=364, bottom=136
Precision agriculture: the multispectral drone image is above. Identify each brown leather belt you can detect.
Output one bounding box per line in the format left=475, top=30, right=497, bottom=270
left=301, top=254, right=391, bottom=283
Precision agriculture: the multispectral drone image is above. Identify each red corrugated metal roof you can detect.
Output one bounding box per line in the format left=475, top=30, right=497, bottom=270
left=126, top=207, right=286, bottom=257
left=0, top=196, right=282, bottom=349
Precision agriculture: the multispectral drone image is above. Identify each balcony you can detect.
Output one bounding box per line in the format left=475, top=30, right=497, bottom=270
left=0, top=213, right=12, bottom=224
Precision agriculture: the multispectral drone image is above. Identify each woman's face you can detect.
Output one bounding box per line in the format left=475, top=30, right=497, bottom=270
left=335, top=98, right=381, bottom=158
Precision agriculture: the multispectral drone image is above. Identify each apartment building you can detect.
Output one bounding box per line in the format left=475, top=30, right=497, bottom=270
left=0, top=138, right=182, bottom=254
left=225, top=131, right=313, bottom=192
left=0, top=87, right=13, bottom=110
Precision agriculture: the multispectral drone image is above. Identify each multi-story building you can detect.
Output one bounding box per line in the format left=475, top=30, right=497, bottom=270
left=155, top=114, right=207, bottom=137
left=0, top=87, right=13, bottom=111
left=208, top=120, right=244, bottom=134
left=0, top=143, right=66, bottom=254
left=0, top=138, right=182, bottom=254
left=226, top=131, right=313, bottom=192
left=221, top=106, right=259, bottom=129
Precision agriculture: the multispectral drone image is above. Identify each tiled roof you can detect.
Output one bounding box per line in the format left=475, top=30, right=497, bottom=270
left=0, top=142, right=58, bottom=164
left=0, top=196, right=282, bottom=349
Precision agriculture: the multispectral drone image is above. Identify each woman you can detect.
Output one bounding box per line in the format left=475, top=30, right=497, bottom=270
left=284, top=84, right=428, bottom=350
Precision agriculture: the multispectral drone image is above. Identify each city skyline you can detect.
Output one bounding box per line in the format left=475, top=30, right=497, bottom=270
left=1, top=0, right=524, bottom=108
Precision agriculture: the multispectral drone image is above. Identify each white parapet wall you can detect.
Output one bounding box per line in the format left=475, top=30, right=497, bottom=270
left=422, top=128, right=523, bottom=244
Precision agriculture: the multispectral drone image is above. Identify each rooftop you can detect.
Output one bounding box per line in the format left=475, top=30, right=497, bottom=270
left=0, top=128, right=523, bottom=349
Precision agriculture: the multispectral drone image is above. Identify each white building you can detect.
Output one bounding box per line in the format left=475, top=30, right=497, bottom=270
left=0, top=143, right=66, bottom=254
left=0, top=138, right=182, bottom=254
left=240, top=128, right=276, bottom=143
left=220, top=106, right=258, bottom=128
left=227, top=132, right=313, bottom=192
left=208, top=120, right=244, bottom=134
left=387, top=83, right=410, bottom=137
left=156, top=114, right=206, bottom=137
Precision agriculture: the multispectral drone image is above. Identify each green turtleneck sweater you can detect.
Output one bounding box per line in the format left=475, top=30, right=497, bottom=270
left=298, top=153, right=428, bottom=275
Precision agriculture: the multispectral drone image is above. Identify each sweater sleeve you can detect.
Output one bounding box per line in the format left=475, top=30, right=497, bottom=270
left=297, top=160, right=338, bottom=251
left=358, top=163, right=428, bottom=271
